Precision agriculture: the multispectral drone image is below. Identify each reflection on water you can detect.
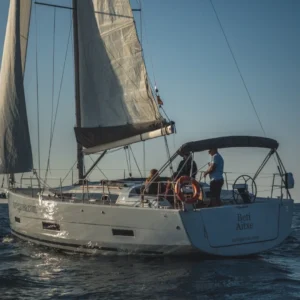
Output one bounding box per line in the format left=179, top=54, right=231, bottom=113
left=0, top=204, right=299, bottom=299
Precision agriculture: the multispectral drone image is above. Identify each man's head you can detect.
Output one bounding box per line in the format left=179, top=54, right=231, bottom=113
left=208, top=148, right=218, bottom=156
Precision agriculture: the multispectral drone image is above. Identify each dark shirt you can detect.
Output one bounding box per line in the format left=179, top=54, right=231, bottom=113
left=144, top=176, right=164, bottom=195
left=177, top=158, right=198, bottom=178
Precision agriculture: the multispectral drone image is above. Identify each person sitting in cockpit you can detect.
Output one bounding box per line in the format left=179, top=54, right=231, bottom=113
left=176, top=152, right=198, bottom=179
left=143, top=169, right=163, bottom=196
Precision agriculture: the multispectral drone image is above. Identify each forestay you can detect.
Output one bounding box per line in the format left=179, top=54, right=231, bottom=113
left=74, top=0, right=171, bottom=151
left=0, top=0, right=33, bottom=174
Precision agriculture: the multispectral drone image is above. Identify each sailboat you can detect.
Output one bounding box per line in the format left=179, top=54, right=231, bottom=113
left=0, top=0, right=295, bottom=257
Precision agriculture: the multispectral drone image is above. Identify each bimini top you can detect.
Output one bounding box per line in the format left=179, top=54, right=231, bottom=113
left=178, top=136, right=279, bottom=154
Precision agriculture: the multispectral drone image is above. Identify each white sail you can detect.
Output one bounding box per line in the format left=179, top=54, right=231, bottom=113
left=74, top=0, right=172, bottom=150
left=0, top=0, right=33, bottom=174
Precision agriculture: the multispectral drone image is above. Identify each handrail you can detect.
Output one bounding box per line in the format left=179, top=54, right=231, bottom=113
left=141, top=170, right=288, bottom=206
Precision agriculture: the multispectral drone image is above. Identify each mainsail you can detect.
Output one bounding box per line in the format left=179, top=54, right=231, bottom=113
left=74, top=0, right=174, bottom=153
left=0, top=0, right=33, bottom=174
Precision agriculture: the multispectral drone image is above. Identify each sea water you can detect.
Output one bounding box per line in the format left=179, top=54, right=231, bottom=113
left=0, top=203, right=299, bottom=299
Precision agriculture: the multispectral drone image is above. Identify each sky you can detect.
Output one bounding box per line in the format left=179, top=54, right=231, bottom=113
left=0, top=0, right=299, bottom=201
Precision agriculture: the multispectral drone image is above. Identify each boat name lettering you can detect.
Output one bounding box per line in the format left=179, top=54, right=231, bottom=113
left=13, top=202, right=37, bottom=214
left=232, top=236, right=259, bottom=243
left=236, top=213, right=253, bottom=230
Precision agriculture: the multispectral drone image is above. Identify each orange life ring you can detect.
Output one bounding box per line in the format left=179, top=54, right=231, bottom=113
left=174, top=176, right=201, bottom=204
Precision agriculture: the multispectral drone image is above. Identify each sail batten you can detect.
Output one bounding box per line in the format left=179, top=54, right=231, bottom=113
left=0, top=0, right=33, bottom=174
left=74, top=0, right=169, bottom=150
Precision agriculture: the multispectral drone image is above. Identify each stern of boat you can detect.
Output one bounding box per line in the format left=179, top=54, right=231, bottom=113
left=180, top=198, right=294, bottom=256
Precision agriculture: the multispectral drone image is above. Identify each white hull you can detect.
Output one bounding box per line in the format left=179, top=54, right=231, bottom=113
left=4, top=188, right=294, bottom=257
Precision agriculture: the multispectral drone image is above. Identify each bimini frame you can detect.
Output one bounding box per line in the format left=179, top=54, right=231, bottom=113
left=144, top=135, right=293, bottom=200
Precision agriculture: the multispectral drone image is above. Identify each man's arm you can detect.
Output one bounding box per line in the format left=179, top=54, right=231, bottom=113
left=204, top=163, right=216, bottom=177
left=204, top=155, right=219, bottom=177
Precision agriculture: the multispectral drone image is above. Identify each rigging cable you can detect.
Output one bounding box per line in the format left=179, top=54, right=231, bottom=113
left=128, top=147, right=132, bottom=177
left=138, top=3, right=168, bottom=124
left=163, top=135, right=174, bottom=177
left=88, top=156, right=109, bottom=180
left=138, top=4, right=161, bottom=118
left=129, top=146, right=143, bottom=177
left=138, top=0, right=142, bottom=46
left=160, top=105, right=172, bottom=123
left=44, top=14, right=73, bottom=187
left=136, top=11, right=147, bottom=178
left=124, top=147, right=132, bottom=178
left=137, top=1, right=176, bottom=159
left=209, top=0, right=266, bottom=137
left=35, top=175, right=53, bottom=190
left=34, top=4, right=41, bottom=179
left=209, top=1, right=283, bottom=172
left=60, top=160, right=78, bottom=185
left=138, top=1, right=157, bottom=95
left=138, top=1, right=163, bottom=121
left=140, top=0, right=175, bottom=178
left=47, top=7, right=56, bottom=176
left=143, top=141, right=146, bottom=177
left=50, top=8, right=56, bottom=147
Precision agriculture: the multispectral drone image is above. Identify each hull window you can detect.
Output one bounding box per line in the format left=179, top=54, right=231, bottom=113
left=112, top=229, right=134, bottom=236
left=42, top=222, right=60, bottom=231
left=15, top=217, right=20, bottom=223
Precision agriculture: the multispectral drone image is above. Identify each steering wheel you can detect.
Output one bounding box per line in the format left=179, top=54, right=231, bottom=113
left=232, top=175, right=257, bottom=204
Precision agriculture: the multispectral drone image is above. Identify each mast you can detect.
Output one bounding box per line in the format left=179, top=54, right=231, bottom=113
left=72, top=0, right=84, bottom=182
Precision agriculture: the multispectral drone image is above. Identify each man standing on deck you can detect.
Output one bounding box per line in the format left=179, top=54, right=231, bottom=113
left=203, top=148, right=224, bottom=207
